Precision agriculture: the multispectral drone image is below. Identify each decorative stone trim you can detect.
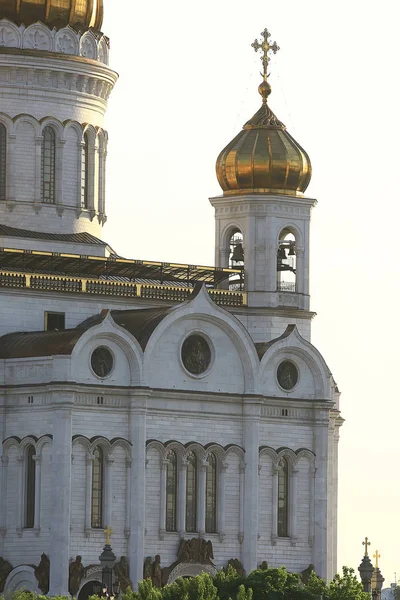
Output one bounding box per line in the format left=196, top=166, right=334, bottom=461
left=0, top=20, right=109, bottom=65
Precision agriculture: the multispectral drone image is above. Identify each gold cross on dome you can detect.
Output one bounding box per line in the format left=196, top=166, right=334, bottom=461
left=104, top=524, right=112, bottom=545
left=362, top=536, right=371, bottom=556
left=251, top=28, right=280, bottom=81
left=373, top=550, right=381, bottom=568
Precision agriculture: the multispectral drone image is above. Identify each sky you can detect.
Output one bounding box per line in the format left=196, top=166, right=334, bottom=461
left=101, top=0, right=400, bottom=584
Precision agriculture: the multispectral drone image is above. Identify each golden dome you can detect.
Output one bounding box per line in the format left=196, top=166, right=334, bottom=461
left=216, top=84, right=312, bottom=196
left=0, top=0, right=103, bottom=32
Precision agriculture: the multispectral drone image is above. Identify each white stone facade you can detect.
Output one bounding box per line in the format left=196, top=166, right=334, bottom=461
left=0, top=11, right=342, bottom=600
left=0, top=289, right=342, bottom=597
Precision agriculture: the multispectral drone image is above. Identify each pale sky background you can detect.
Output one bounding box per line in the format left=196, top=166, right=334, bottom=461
left=101, top=0, right=400, bottom=584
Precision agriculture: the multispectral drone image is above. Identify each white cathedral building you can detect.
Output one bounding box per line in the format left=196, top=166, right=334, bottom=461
left=0, top=2, right=342, bottom=598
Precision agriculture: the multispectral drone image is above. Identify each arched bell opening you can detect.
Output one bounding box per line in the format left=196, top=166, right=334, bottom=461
left=228, top=228, right=244, bottom=291
left=277, top=229, right=297, bottom=292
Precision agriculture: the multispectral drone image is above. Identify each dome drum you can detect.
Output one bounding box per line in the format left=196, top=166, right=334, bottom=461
left=0, top=0, right=103, bottom=32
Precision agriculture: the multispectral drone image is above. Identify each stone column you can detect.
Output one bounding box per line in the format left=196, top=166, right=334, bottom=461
left=312, top=409, right=329, bottom=579
left=48, top=395, right=73, bottom=596
left=242, top=397, right=261, bottom=573
left=105, top=456, right=114, bottom=529
left=34, top=136, right=42, bottom=203
left=129, top=396, right=147, bottom=590
left=6, top=134, right=16, bottom=203
left=238, top=463, right=245, bottom=545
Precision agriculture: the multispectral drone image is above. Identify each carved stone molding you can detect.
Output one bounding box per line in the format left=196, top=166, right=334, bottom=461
left=0, top=20, right=109, bottom=65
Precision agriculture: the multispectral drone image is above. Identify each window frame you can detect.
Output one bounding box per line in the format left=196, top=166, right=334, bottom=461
left=25, top=445, right=36, bottom=529
left=41, top=126, right=56, bottom=204
left=166, top=450, right=178, bottom=532
left=0, top=122, right=6, bottom=201
left=44, top=311, right=66, bottom=331
left=91, top=445, right=104, bottom=529
left=185, top=451, right=197, bottom=533
left=277, top=457, right=290, bottom=537
left=205, top=452, right=217, bottom=534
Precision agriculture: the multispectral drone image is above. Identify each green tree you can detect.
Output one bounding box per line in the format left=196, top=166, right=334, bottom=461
left=324, top=567, right=370, bottom=600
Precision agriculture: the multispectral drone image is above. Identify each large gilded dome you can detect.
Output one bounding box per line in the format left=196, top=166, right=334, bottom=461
left=216, top=81, right=312, bottom=197
left=0, top=0, right=103, bottom=32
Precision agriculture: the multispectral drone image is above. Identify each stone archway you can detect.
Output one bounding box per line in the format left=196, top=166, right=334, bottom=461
left=167, top=562, right=217, bottom=584
left=78, top=580, right=102, bottom=600
left=3, top=566, right=40, bottom=597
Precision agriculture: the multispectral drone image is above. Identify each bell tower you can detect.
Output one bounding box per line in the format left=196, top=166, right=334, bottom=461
left=210, top=29, right=315, bottom=319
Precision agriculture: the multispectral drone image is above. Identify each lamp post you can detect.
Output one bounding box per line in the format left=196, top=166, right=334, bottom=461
left=99, top=525, right=116, bottom=598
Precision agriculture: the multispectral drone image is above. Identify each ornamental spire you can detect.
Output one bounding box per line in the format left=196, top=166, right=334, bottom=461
left=251, top=28, right=280, bottom=104
left=373, top=550, right=381, bottom=569
left=362, top=536, right=371, bottom=557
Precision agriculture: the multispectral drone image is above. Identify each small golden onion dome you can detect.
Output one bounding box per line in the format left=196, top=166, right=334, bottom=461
left=216, top=84, right=312, bottom=196
left=0, top=0, right=103, bottom=32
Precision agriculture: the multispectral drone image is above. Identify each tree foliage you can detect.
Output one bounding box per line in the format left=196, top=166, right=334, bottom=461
left=0, top=566, right=370, bottom=600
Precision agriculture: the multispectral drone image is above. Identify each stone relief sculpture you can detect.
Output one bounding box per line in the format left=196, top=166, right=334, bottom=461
left=34, top=553, right=50, bottom=595
left=114, top=556, right=131, bottom=592
left=227, top=558, right=245, bottom=576
left=177, top=538, right=214, bottom=564
left=69, top=555, right=85, bottom=596
left=143, top=557, right=152, bottom=580
left=151, top=555, right=162, bottom=589
left=0, top=558, right=13, bottom=593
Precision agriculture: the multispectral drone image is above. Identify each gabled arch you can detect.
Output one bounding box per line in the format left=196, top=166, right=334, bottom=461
left=146, top=439, right=168, bottom=460
left=109, top=438, right=132, bottom=459
left=13, top=114, right=41, bottom=137
left=89, top=436, right=111, bottom=455
left=276, top=447, right=297, bottom=468
left=258, top=325, right=334, bottom=399
left=39, top=117, right=65, bottom=141
left=63, top=120, right=83, bottom=138
left=164, top=440, right=186, bottom=462
left=143, top=285, right=259, bottom=393
left=0, top=19, right=22, bottom=48
left=0, top=113, right=15, bottom=135
left=184, top=442, right=207, bottom=462
left=35, top=435, right=52, bottom=457
left=295, top=448, right=316, bottom=467
left=72, top=435, right=91, bottom=453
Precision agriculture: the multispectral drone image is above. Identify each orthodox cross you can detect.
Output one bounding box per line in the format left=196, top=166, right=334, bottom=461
left=373, top=550, right=381, bottom=568
left=104, top=524, right=112, bottom=545
left=251, top=28, right=280, bottom=81
left=362, top=537, right=371, bottom=556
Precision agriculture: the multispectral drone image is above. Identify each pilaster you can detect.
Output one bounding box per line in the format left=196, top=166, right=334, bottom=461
left=312, top=409, right=329, bottom=579
left=242, top=396, right=262, bottom=573
left=48, top=393, right=73, bottom=597
left=128, top=395, right=148, bottom=590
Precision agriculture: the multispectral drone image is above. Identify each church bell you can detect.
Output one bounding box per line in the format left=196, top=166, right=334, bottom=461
left=231, top=243, right=244, bottom=263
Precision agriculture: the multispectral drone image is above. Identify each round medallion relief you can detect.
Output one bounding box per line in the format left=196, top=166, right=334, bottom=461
left=277, top=360, right=298, bottom=391
left=91, top=346, right=114, bottom=378
left=181, top=335, right=211, bottom=375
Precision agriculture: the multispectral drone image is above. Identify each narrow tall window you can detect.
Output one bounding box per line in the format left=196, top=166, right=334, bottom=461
left=41, top=126, right=56, bottom=203
left=186, top=451, right=197, bottom=533
left=205, top=453, right=217, bottom=533
left=81, top=134, right=89, bottom=208
left=278, top=458, right=289, bottom=537
left=0, top=123, right=6, bottom=201
left=166, top=451, right=177, bottom=532
left=91, top=446, right=104, bottom=529
left=25, top=445, right=36, bottom=528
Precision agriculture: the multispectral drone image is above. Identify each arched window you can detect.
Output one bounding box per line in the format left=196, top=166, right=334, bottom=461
left=81, top=134, right=89, bottom=208
left=25, top=445, right=36, bottom=529
left=277, top=229, right=296, bottom=292
left=228, top=229, right=244, bottom=291
left=91, top=446, right=104, bottom=529
left=166, top=450, right=177, bottom=532
left=0, top=123, right=6, bottom=201
left=186, top=451, right=197, bottom=533
left=205, top=453, right=217, bottom=533
left=41, top=126, right=56, bottom=203
left=278, top=458, right=289, bottom=537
